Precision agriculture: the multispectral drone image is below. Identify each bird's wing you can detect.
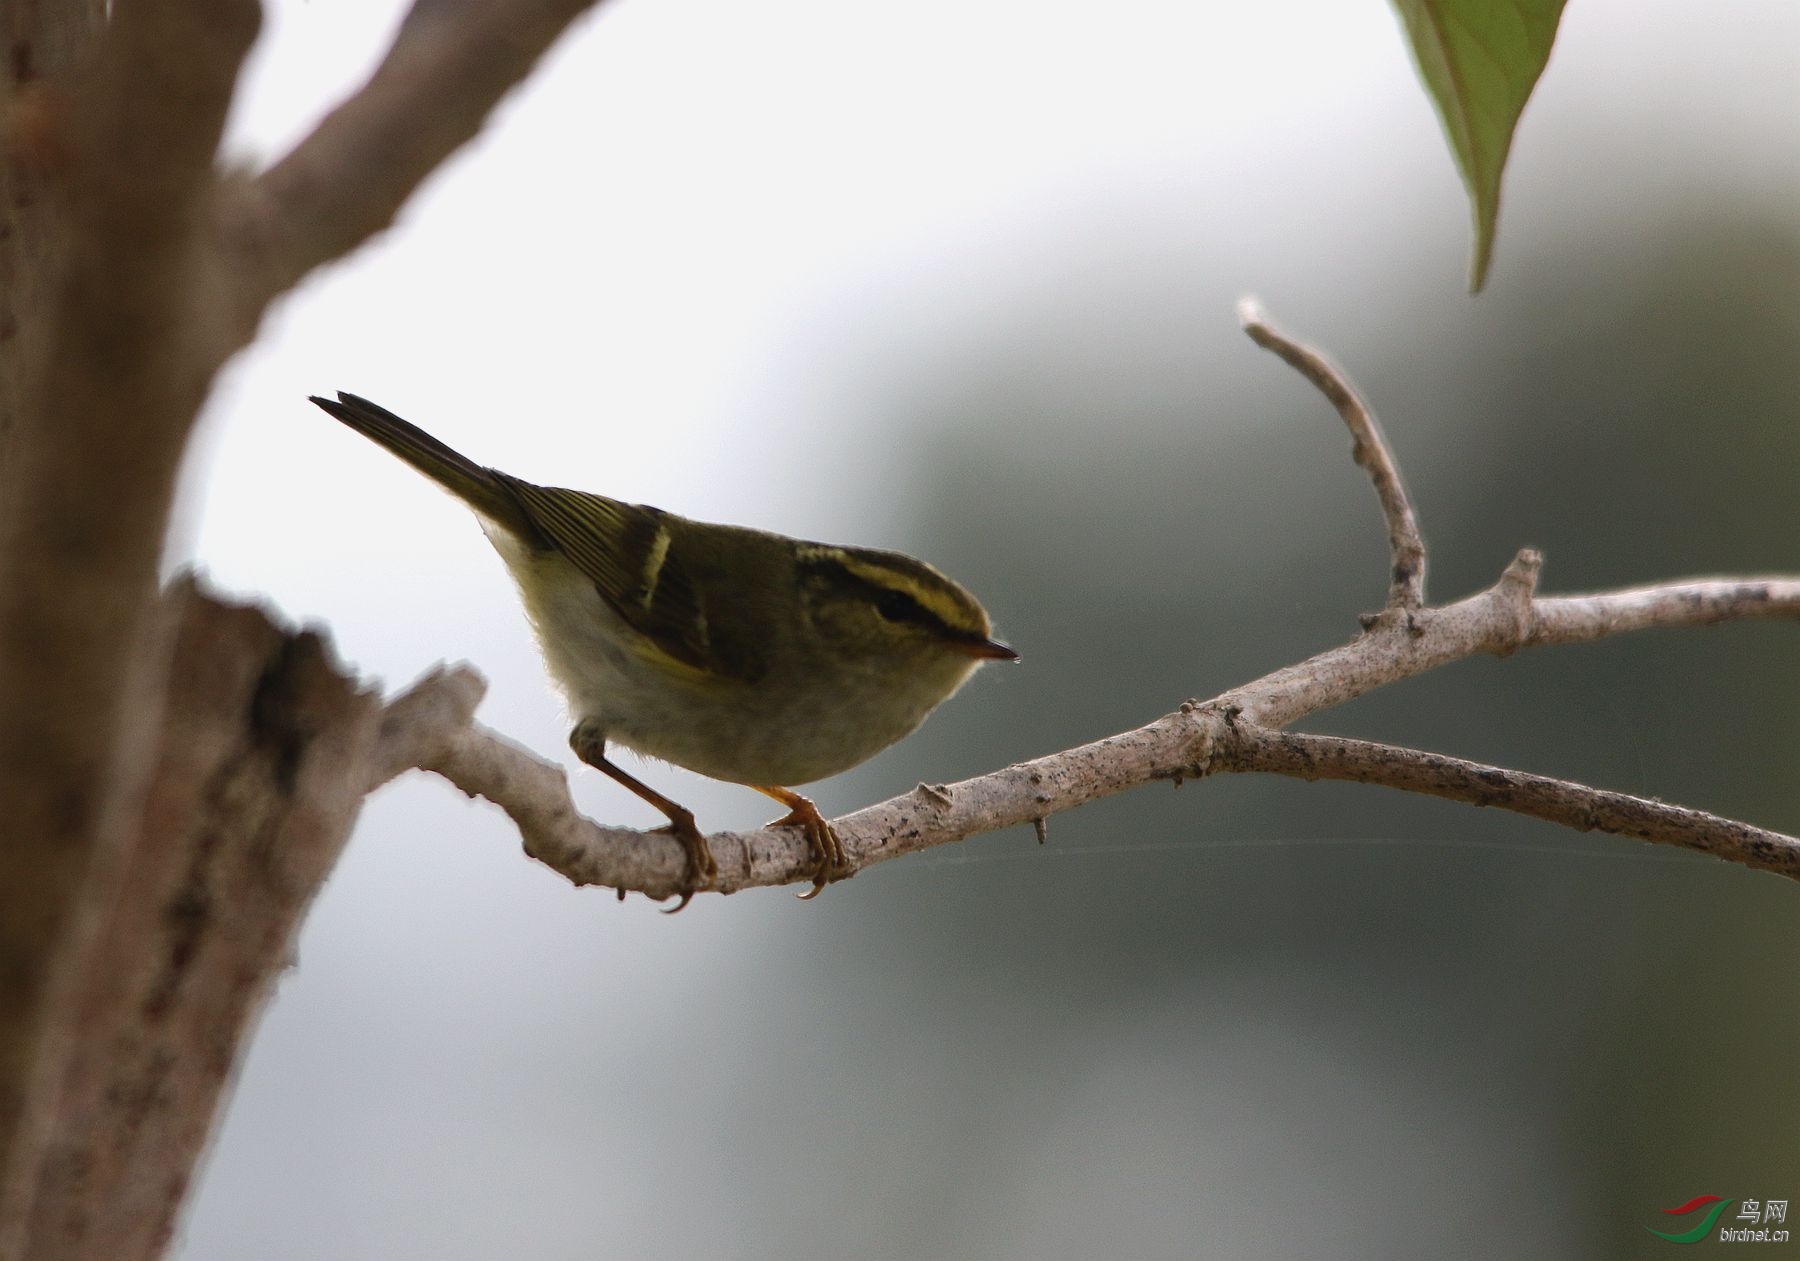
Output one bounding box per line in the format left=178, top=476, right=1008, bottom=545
left=494, top=475, right=755, bottom=683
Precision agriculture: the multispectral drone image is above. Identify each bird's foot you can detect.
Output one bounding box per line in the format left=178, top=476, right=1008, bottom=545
left=566, top=726, right=717, bottom=913
left=757, top=787, right=850, bottom=899
left=652, top=804, right=717, bottom=914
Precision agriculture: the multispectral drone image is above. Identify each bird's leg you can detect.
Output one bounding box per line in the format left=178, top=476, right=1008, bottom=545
left=752, top=786, right=849, bottom=899
left=570, top=725, right=716, bottom=913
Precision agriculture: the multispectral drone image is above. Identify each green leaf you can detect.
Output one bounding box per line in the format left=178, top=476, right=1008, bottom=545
left=1390, top=0, right=1567, bottom=290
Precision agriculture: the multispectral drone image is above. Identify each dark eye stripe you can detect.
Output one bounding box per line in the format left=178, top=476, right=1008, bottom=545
left=804, top=555, right=960, bottom=637
left=874, top=588, right=937, bottom=626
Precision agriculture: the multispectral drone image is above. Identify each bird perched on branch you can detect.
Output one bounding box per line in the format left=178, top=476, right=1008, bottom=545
left=310, top=392, right=1016, bottom=910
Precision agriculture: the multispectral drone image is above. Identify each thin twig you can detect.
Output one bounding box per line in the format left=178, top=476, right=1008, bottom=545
left=1223, top=726, right=1800, bottom=878
left=1238, top=298, right=1427, bottom=609
left=1530, top=578, right=1800, bottom=645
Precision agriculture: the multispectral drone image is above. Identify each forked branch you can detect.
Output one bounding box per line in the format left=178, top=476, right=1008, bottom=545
left=368, top=305, right=1800, bottom=903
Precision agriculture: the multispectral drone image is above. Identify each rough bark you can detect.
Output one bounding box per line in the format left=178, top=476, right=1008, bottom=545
left=0, top=1, right=609, bottom=1254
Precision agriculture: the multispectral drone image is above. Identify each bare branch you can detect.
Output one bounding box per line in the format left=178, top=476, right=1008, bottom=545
left=1239, top=297, right=1428, bottom=610
left=1530, top=577, right=1800, bottom=645
left=337, top=308, right=1796, bottom=907
left=357, top=291, right=1799, bottom=904
left=368, top=664, right=488, bottom=790
left=1214, top=549, right=1543, bottom=730
left=386, top=559, right=1800, bottom=902
left=222, top=0, right=612, bottom=314
left=1223, top=727, right=1800, bottom=878
left=399, top=699, right=1216, bottom=903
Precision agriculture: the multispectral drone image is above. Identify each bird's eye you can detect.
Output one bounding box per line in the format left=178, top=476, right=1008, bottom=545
left=874, top=589, right=921, bottom=623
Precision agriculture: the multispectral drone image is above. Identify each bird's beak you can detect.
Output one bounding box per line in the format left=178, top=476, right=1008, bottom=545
left=954, top=634, right=1020, bottom=661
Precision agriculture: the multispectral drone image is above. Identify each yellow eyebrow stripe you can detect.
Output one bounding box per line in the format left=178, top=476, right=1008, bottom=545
left=803, top=545, right=989, bottom=636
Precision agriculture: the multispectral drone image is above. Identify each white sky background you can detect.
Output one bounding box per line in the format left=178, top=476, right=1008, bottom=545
left=172, top=2, right=1800, bottom=1258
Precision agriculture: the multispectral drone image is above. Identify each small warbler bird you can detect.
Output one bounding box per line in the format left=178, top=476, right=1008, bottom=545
left=310, top=393, right=1017, bottom=909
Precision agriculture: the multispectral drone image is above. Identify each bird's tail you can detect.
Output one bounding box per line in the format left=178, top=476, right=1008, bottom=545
left=309, top=392, right=537, bottom=539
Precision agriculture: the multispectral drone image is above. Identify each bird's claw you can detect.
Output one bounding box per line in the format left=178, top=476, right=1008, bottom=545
left=652, top=810, right=716, bottom=914
left=767, top=798, right=850, bottom=899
